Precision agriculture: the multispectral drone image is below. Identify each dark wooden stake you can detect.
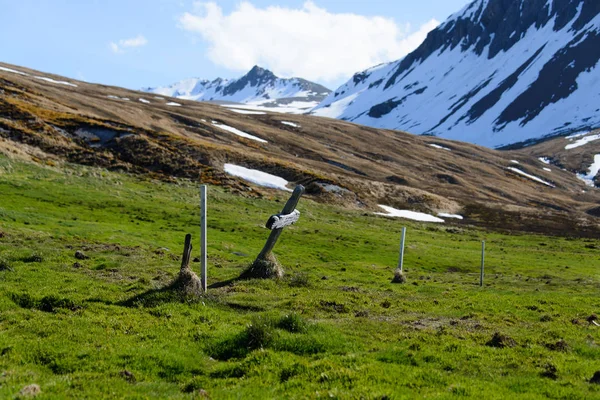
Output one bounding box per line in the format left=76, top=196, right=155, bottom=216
left=181, top=233, right=193, bottom=272
left=172, top=233, right=203, bottom=296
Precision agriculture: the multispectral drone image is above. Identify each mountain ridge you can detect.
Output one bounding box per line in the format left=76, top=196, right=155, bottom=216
left=1, top=61, right=600, bottom=236
left=312, top=0, right=600, bottom=148
left=143, top=65, right=331, bottom=113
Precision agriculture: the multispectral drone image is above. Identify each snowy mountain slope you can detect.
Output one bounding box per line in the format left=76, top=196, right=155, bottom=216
left=312, top=0, right=600, bottom=148
left=143, top=66, right=331, bottom=113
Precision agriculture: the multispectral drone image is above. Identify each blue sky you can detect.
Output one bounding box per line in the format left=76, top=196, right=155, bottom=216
left=0, top=0, right=471, bottom=90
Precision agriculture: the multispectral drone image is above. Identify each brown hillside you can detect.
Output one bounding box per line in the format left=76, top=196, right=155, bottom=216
left=1, top=62, right=599, bottom=236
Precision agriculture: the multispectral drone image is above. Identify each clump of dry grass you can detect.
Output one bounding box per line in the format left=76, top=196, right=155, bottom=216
left=170, top=234, right=203, bottom=297
left=240, top=253, right=284, bottom=280
left=391, top=268, right=406, bottom=284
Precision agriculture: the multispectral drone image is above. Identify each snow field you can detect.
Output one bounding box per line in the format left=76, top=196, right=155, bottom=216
left=223, top=164, right=291, bottom=191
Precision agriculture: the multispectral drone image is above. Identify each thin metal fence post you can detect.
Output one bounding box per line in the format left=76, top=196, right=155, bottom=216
left=200, top=185, right=207, bottom=292
left=398, top=227, right=407, bottom=273
left=480, top=241, right=485, bottom=287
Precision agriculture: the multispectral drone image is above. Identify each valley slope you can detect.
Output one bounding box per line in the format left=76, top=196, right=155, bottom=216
left=0, top=62, right=599, bottom=236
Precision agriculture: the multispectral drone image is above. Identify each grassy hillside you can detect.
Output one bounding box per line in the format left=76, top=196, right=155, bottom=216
left=2, top=62, right=600, bottom=237
left=1, top=155, right=600, bottom=398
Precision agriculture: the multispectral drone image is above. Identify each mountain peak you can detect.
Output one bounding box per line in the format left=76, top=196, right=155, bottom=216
left=247, top=65, right=271, bottom=76
left=312, top=0, right=600, bottom=148
left=143, top=65, right=331, bottom=111
left=241, top=65, right=277, bottom=85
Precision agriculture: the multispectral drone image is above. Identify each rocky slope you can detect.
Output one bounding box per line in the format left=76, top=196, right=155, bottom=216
left=312, top=0, right=600, bottom=148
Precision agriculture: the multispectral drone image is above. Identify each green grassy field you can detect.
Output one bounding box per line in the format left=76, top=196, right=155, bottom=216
left=0, top=154, right=599, bottom=399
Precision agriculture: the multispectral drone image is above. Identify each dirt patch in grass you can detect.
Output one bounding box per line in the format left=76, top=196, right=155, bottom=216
left=486, top=332, right=516, bottom=348
left=545, top=339, right=569, bottom=352
left=319, top=300, right=349, bottom=313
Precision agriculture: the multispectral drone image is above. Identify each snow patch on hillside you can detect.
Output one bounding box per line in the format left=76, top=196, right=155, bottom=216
left=375, top=205, right=445, bottom=223
left=225, top=107, right=266, bottom=115
left=577, top=154, right=600, bottom=187
left=224, top=164, right=290, bottom=191
left=565, top=133, right=600, bottom=150
left=107, top=95, right=129, bottom=101
left=212, top=122, right=267, bottom=143
left=0, top=66, right=28, bottom=76
left=507, top=167, right=555, bottom=187
left=430, top=144, right=451, bottom=151
left=35, top=76, right=77, bottom=87
left=438, top=213, right=463, bottom=220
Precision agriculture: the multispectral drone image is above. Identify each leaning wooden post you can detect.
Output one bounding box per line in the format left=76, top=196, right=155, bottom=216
left=480, top=241, right=485, bottom=287
left=392, top=227, right=407, bottom=283
left=200, top=185, right=207, bottom=292
left=242, top=185, right=304, bottom=279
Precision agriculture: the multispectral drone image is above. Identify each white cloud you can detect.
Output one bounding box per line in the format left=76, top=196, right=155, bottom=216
left=110, top=35, right=148, bottom=54
left=178, top=1, right=439, bottom=83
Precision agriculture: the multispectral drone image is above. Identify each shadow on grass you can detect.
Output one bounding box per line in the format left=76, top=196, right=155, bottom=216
left=117, top=282, right=203, bottom=308
left=10, top=293, right=83, bottom=313
left=209, top=313, right=335, bottom=361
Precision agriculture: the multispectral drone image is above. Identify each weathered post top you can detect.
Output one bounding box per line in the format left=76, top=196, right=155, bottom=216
left=280, top=185, right=305, bottom=216
left=266, top=209, right=300, bottom=230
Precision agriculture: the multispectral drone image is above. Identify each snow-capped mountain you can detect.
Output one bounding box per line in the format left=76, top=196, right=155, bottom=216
left=312, top=0, right=600, bottom=148
left=143, top=66, right=331, bottom=113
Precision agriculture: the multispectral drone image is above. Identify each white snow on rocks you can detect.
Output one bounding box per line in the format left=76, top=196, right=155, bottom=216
left=437, top=213, right=463, bottom=220
left=565, top=133, right=600, bottom=150
left=577, top=154, right=600, bottom=187
left=219, top=101, right=318, bottom=114
left=212, top=122, right=267, bottom=143
left=35, top=76, right=77, bottom=87
left=166, top=102, right=181, bottom=106
left=224, top=164, right=290, bottom=191
left=375, top=205, right=445, bottom=223
left=507, top=167, right=555, bottom=188
left=281, top=121, right=300, bottom=128
left=107, top=95, right=130, bottom=101
left=0, top=66, right=28, bottom=76
left=510, top=160, right=520, bottom=164
left=226, top=107, right=266, bottom=115
left=539, top=157, right=551, bottom=164
left=430, top=144, right=451, bottom=151
left=543, top=167, right=552, bottom=172
left=139, top=98, right=151, bottom=104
